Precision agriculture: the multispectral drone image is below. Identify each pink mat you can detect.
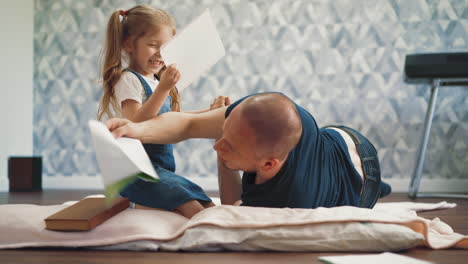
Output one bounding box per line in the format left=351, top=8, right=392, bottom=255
left=0, top=201, right=466, bottom=251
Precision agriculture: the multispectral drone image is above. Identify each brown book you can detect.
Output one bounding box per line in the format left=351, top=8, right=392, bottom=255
left=44, top=197, right=130, bottom=231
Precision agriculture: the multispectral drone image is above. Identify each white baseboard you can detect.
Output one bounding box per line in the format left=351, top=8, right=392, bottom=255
left=43, top=175, right=219, bottom=191
left=43, top=175, right=104, bottom=190
left=383, top=178, right=468, bottom=194
left=0, top=175, right=7, bottom=192
left=0, top=175, right=216, bottom=192
left=1, top=175, right=467, bottom=194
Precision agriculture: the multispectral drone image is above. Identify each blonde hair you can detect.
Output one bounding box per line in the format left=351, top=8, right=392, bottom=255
left=98, top=5, right=180, bottom=120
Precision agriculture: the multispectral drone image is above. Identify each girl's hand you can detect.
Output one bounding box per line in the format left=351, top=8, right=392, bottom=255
left=159, top=64, right=180, bottom=91
left=210, top=96, right=231, bottom=110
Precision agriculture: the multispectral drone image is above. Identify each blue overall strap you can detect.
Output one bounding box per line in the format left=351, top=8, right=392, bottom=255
left=125, top=68, right=153, bottom=98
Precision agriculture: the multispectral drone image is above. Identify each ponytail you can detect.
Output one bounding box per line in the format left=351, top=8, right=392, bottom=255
left=98, top=10, right=123, bottom=120
left=98, top=5, right=180, bottom=117
left=169, top=87, right=180, bottom=112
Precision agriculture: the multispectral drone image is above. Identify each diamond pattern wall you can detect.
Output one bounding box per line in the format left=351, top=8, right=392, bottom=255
left=34, top=0, right=468, bottom=183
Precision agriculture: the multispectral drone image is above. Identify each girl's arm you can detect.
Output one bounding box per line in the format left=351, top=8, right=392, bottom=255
left=122, top=65, right=180, bottom=122
left=121, top=87, right=169, bottom=122
left=182, top=96, right=231, bottom=114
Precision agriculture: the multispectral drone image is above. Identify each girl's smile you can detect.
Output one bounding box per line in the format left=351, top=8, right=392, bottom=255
left=149, top=58, right=164, bottom=68
left=125, top=25, right=174, bottom=78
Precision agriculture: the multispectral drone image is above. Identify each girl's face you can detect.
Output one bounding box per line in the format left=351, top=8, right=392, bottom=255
left=126, top=25, right=174, bottom=78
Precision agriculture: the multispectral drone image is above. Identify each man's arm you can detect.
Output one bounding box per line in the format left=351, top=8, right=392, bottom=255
left=106, top=106, right=227, bottom=144
left=217, top=156, right=242, bottom=205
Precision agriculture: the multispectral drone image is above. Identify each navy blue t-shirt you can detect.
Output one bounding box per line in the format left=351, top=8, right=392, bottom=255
left=226, top=93, right=363, bottom=208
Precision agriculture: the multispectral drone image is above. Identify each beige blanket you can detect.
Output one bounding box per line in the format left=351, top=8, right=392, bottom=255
left=0, top=201, right=466, bottom=251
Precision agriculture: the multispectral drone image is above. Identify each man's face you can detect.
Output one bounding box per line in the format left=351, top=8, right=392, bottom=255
left=213, top=107, right=258, bottom=172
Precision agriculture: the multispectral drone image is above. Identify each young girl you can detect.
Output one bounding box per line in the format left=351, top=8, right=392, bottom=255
left=98, top=5, right=221, bottom=218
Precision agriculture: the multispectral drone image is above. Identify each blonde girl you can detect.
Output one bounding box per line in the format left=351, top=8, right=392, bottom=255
left=98, top=5, right=220, bottom=218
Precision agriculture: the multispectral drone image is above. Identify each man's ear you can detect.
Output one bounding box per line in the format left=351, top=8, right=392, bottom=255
left=259, top=158, right=280, bottom=173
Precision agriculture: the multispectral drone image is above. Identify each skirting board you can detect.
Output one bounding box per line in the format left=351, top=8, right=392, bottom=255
left=1, top=175, right=468, bottom=193
left=0, top=175, right=8, bottom=192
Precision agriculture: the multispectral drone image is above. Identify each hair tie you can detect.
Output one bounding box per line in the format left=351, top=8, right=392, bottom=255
left=120, top=10, right=127, bottom=16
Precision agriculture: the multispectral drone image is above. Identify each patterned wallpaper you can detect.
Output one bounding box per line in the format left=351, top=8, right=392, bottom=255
left=34, top=0, right=468, bottom=185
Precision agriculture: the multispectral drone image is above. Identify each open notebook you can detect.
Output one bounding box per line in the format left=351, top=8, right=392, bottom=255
left=88, top=120, right=158, bottom=203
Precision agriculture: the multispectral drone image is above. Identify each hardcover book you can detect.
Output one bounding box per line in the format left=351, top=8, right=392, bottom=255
left=44, top=197, right=130, bottom=231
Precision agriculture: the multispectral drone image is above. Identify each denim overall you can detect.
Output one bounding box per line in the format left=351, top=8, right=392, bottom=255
left=119, top=69, right=212, bottom=210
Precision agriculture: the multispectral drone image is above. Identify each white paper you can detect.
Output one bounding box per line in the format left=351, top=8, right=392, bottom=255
left=160, top=9, right=225, bottom=91
left=88, top=120, right=158, bottom=188
left=319, top=252, right=433, bottom=264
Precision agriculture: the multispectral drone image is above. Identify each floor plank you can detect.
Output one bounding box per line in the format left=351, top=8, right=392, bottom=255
left=0, top=190, right=467, bottom=264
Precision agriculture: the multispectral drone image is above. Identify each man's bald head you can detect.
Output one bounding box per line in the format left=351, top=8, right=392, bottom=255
left=237, top=93, right=302, bottom=160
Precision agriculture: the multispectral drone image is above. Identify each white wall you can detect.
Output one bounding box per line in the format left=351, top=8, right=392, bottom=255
left=0, top=1, right=34, bottom=191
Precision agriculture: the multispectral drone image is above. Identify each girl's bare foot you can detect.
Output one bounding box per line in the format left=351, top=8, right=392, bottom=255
left=133, top=199, right=214, bottom=218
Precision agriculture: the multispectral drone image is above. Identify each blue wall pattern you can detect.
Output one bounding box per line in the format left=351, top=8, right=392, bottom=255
left=34, top=0, right=468, bottom=183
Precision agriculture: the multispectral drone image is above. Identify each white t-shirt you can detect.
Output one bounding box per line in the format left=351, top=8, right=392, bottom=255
left=113, top=71, right=160, bottom=116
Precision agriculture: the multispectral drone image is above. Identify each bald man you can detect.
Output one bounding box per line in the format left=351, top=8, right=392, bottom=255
left=107, top=92, right=391, bottom=209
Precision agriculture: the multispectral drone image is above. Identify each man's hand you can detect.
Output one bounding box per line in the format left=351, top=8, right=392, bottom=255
left=210, top=96, right=231, bottom=110
left=105, top=118, right=140, bottom=139
left=104, top=106, right=226, bottom=144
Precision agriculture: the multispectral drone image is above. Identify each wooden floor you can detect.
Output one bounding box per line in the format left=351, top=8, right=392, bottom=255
left=0, top=190, right=467, bottom=264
